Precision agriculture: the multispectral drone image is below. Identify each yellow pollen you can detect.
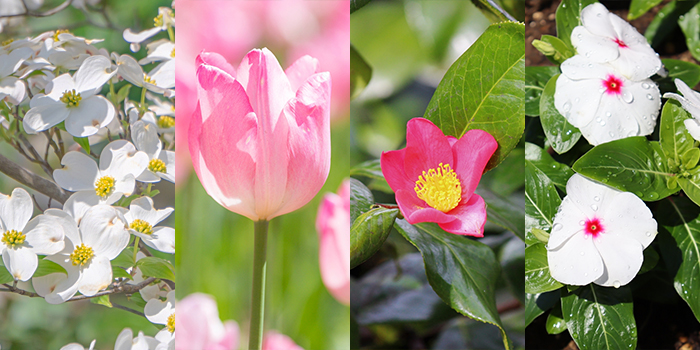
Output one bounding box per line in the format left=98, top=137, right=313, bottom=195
left=130, top=219, right=153, bottom=235
left=60, top=89, right=82, bottom=107
left=2, top=39, right=14, bottom=47
left=53, top=29, right=70, bottom=42
left=148, top=158, right=167, bottom=173
left=144, top=74, right=156, bottom=85
left=70, top=244, right=94, bottom=266
left=414, top=163, right=462, bottom=213
left=590, top=225, right=597, bottom=230
left=2, top=230, right=25, bottom=248
left=154, top=14, right=164, bottom=27
left=157, top=115, right=175, bottom=128
left=170, top=48, right=175, bottom=58
left=167, top=313, right=175, bottom=333
left=94, top=176, right=115, bottom=198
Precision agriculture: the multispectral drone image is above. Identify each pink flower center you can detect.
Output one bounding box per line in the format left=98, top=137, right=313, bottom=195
left=584, top=217, right=604, bottom=238
left=603, top=75, right=623, bottom=95
left=613, top=37, right=628, bottom=48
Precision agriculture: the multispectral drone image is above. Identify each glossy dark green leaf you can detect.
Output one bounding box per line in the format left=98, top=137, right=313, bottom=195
left=500, top=236, right=525, bottom=303
left=526, top=66, right=559, bottom=116
left=525, top=142, right=574, bottom=192
left=639, top=247, right=660, bottom=274
left=545, top=303, right=567, bottom=334
left=470, top=0, right=516, bottom=22
left=34, top=258, right=67, bottom=277
left=525, top=159, right=562, bottom=234
left=561, top=285, right=637, bottom=350
left=525, top=243, right=563, bottom=294
left=351, top=0, right=372, bottom=13
left=432, top=318, right=513, bottom=350
left=679, top=169, right=700, bottom=207
left=350, top=178, right=374, bottom=224
left=350, top=159, right=392, bottom=194
left=482, top=147, right=524, bottom=196
left=679, top=2, right=700, bottom=61
left=572, top=137, right=676, bottom=201
left=646, top=1, right=700, bottom=48
left=628, top=0, right=663, bottom=20
left=540, top=74, right=581, bottom=154
left=135, top=256, right=174, bottom=281
left=351, top=207, right=399, bottom=268
left=477, top=187, right=525, bottom=240
left=350, top=45, right=372, bottom=99
left=660, top=99, right=694, bottom=167
left=425, top=22, right=525, bottom=171
left=556, top=0, right=597, bottom=49
left=73, top=136, right=90, bottom=154
left=394, top=220, right=511, bottom=350
left=525, top=290, right=561, bottom=326
left=663, top=59, right=700, bottom=88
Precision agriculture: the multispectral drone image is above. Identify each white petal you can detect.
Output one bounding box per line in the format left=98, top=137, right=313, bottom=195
left=53, top=151, right=99, bottom=192
left=581, top=3, right=618, bottom=39
left=626, top=80, right=661, bottom=135
left=609, top=16, right=661, bottom=80
left=99, top=140, right=149, bottom=180
left=578, top=93, right=640, bottom=145
left=123, top=27, right=162, bottom=44
left=592, top=234, right=644, bottom=287
left=2, top=247, right=37, bottom=281
left=602, top=192, right=657, bottom=248
left=565, top=174, right=619, bottom=217
left=145, top=290, right=174, bottom=324
left=23, top=214, right=65, bottom=255
left=139, top=40, right=174, bottom=65
left=112, top=174, right=136, bottom=199
left=114, top=328, right=134, bottom=350
left=74, top=55, right=116, bottom=95
left=59, top=343, right=85, bottom=350
left=548, top=196, right=586, bottom=250
left=0, top=77, right=26, bottom=105
left=548, top=231, right=604, bottom=285
left=675, top=78, right=700, bottom=107
left=571, top=26, right=619, bottom=63
left=159, top=150, right=175, bottom=183
left=62, top=192, right=100, bottom=226
left=555, top=74, right=604, bottom=128
left=138, top=227, right=174, bottom=254
left=80, top=205, right=129, bottom=260
left=44, top=73, right=76, bottom=101
left=560, top=55, right=612, bottom=81
left=149, top=60, right=175, bottom=89
left=0, top=187, right=33, bottom=231
left=77, top=255, right=112, bottom=296
left=32, top=256, right=80, bottom=304
left=685, top=119, right=700, bottom=142
left=64, top=95, right=115, bottom=137
left=136, top=170, right=161, bottom=183
left=131, top=120, right=162, bottom=158
left=116, top=54, right=144, bottom=87
left=129, top=196, right=173, bottom=225
left=23, top=103, right=70, bottom=134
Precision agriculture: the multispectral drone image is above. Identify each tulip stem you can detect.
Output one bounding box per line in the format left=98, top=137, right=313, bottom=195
left=249, top=220, right=269, bottom=350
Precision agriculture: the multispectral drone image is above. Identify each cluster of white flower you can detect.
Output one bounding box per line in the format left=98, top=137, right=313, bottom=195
left=0, top=5, right=175, bottom=350
left=554, top=3, right=663, bottom=145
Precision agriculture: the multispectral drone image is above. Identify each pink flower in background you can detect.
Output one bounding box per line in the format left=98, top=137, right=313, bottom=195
left=189, top=49, right=331, bottom=221
left=381, top=118, right=497, bottom=236
left=316, top=180, right=350, bottom=305
left=176, top=293, right=239, bottom=350
left=262, top=331, right=304, bottom=350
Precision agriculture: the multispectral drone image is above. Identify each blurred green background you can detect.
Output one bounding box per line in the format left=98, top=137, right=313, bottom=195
left=0, top=0, right=172, bottom=349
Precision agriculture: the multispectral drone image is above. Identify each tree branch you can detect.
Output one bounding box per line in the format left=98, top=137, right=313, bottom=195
left=0, top=0, right=73, bottom=19
left=0, top=153, right=69, bottom=203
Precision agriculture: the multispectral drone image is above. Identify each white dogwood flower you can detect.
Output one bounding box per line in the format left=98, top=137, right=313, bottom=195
left=125, top=196, right=174, bottom=254
left=53, top=140, right=149, bottom=205
left=60, top=339, right=96, bottom=350
left=572, top=3, right=662, bottom=81
left=555, top=55, right=661, bottom=145
left=0, top=188, right=66, bottom=281
left=146, top=290, right=175, bottom=336
left=131, top=120, right=174, bottom=183
left=23, top=55, right=116, bottom=137
left=663, top=79, right=700, bottom=141
left=547, top=174, right=657, bottom=288
left=117, top=54, right=174, bottom=94
left=114, top=328, right=159, bottom=350
left=139, top=39, right=174, bottom=65
left=123, top=7, right=174, bottom=52
left=0, top=47, right=32, bottom=104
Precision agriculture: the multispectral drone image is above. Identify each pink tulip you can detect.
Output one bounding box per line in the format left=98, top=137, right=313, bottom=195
left=176, top=293, right=239, bottom=350
left=262, top=331, right=304, bottom=350
left=380, top=118, right=497, bottom=236
left=316, top=180, right=350, bottom=305
left=189, top=48, right=331, bottom=221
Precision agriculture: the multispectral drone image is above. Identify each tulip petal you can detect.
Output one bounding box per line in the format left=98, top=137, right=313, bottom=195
left=452, top=129, right=497, bottom=200
left=403, top=118, right=454, bottom=181
left=438, top=194, right=487, bottom=236
left=547, top=231, right=604, bottom=285
left=592, top=234, right=644, bottom=287
left=317, top=192, right=350, bottom=305
left=285, top=55, right=319, bottom=92
left=196, top=51, right=237, bottom=78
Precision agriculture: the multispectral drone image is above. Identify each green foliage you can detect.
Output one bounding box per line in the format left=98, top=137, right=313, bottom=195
left=628, top=0, right=663, bottom=20
left=350, top=45, right=372, bottom=99
left=539, top=74, right=581, bottom=154
left=526, top=66, right=559, bottom=116
left=555, top=0, right=597, bottom=49
left=525, top=243, right=563, bottom=294
left=679, top=2, right=700, bottom=61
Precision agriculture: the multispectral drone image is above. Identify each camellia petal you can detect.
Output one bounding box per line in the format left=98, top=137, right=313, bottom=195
left=436, top=194, right=488, bottom=236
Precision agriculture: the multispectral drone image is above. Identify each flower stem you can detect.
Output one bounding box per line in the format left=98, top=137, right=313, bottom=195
left=249, top=220, right=268, bottom=350
left=133, top=237, right=140, bottom=265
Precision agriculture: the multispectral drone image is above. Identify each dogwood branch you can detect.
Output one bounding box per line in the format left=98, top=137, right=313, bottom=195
left=0, top=153, right=69, bottom=203
left=0, top=276, right=159, bottom=302
left=0, top=0, right=74, bottom=19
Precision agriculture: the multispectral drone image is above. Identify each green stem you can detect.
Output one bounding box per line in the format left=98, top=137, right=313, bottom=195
left=133, top=237, right=140, bottom=265
left=140, top=87, right=147, bottom=114
left=167, top=26, right=175, bottom=43
left=248, top=220, right=269, bottom=350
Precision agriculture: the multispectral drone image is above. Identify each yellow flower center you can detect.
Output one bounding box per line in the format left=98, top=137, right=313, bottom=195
left=157, top=116, right=175, bottom=129
left=154, top=14, right=164, bottom=27
left=148, top=158, right=167, bottom=173
left=144, top=74, right=156, bottom=85
left=60, top=89, right=82, bottom=107
left=414, top=163, right=462, bottom=213
left=94, top=176, right=115, bottom=198
left=70, top=243, right=94, bottom=266
left=2, top=39, right=14, bottom=47
left=170, top=48, right=175, bottom=58
left=2, top=230, right=25, bottom=248
left=167, top=313, right=175, bottom=333
left=53, top=29, right=70, bottom=42
left=130, top=219, right=153, bottom=235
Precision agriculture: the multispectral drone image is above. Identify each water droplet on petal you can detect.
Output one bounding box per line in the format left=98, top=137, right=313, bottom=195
left=606, top=111, right=612, bottom=118
left=553, top=223, right=563, bottom=231
left=591, top=204, right=598, bottom=211
left=613, top=281, right=621, bottom=288
left=580, top=251, right=585, bottom=256
left=622, top=91, right=634, bottom=103
left=579, top=220, right=585, bottom=226
left=594, top=196, right=600, bottom=202
left=646, top=232, right=652, bottom=237
left=642, top=83, right=650, bottom=89
left=563, top=101, right=572, bottom=112
left=646, top=94, right=654, bottom=100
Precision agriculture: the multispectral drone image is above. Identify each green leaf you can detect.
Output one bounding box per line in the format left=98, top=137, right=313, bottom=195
left=350, top=178, right=374, bottom=224
left=680, top=2, right=700, bottom=61
left=646, top=1, right=700, bottom=48
left=683, top=148, right=700, bottom=169
left=116, top=84, right=132, bottom=103
left=90, top=294, right=113, bottom=308
left=469, top=0, right=515, bottom=22
left=526, top=66, right=559, bottom=116
left=351, top=0, right=372, bottom=13
left=525, top=290, right=561, bottom=327
left=500, top=237, right=525, bottom=303
left=0, top=265, right=14, bottom=284
left=525, top=159, right=562, bottom=234
left=628, top=0, right=663, bottom=20
left=482, top=147, right=524, bottom=196
left=525, top=243, right=563, bottom=294
left=425, top=22, right=525, bottom=171
left=135, top=257, right=174, bottom=281
left=658, top=197, right=700, bottom=322
left=350, top=45, right=372, bottom=99
left=561, top=285, right=637, bottom=350
left=476, top=187, right=525, bottom=240
left=556, top=0, right=597, bottom=49
left=112, top=248, right=135, bottom=269
left=531, top=228, right=550, bottom=243
left=545, top=303, right=567, bottom=334
left=525, top=142, right=574, bottom=192
left=639, top=247, right=660, bottom=274
left=350, top=207, right=399, bottom=269
left=660, top=99, right=694, bottom=167
left=350, top=160, right=392, bottom=194
left=113, top=266, right=131, bottom=279
left=679, top=169, right=700, bottom=207
left=663, top=59, right=700, bottom=88
left=73, top=136, right=90, bottom=154
left=540, top=74, right=582, bottom=154
left=34, top=259, right=67, bottom=277
left=572, top=137, right=676, bottom=201
left=532, top=35, right=575, bottom=65
left=394, top=220, right=511, bottom=350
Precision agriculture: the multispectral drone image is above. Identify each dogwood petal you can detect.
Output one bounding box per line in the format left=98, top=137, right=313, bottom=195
left=592, top=234, right=644, bottom=287
left=145, top=290, right=175, bottom=324
left=157, top=151, right=175, bottom=183
left=53, top=152, right=99, bottom=192
left=23, top=103, right=70, bottom=134
left=548, top=231, right=604, bottom=285
left=0, top=187, right=33, bottom=232
left=138, top=227, right=174, bottom=254
left=44, top=208, right=80, bottom=249
left=437, top=194, right=487, bottom=237
left=0, top=77, right=26, bottom=105
left=43, top=73, right=76, bottom=101
left=64, top=95, right=115, bottom=137
left=116, top=55, right=144, bottom=87
left=123, top=27, right=162, bottom=44
left=74, top=55, right=116, bottom=96
left=2, top=247, right=37, bottom=281
left=150, top=60, right=175, bottom=89
left=77, top=255, right=112, bottom=296
left=131, top=120, right=162, bottom=159
left=128, top=197, right=173, bottom=226
left=100, top=140, right=149, bottom=180
left=80, top=205, right=129, bottom=259
left=24, top=214, right=65, bottom=255
left=32, top=254, right=80, bottom=303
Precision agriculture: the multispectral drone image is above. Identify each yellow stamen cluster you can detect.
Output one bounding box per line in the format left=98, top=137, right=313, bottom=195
left=70, top=243, right=94, bottom=266
left=144, top=74, right=156, bottom=85
left=167, top=313, right=175, bottom=333
left=2, top=230, right=25, bottom=248
left=1, top=39, right=14, bottom=47
left=154, top=14, right=164, bottom=28
left=53, top=29, right=70, bottom=42
left=170, top=48, right=175, bottom=58
left=414, top=163, right=462, bottom=213
left=130, top=219, right=153, bottom=235
left=157, top=116, right=175, bottom=129
left=60, top=89, right=82, bottom=107
left=94, top=176, right=115, bottom=198
left=149, top=158, right=167, bottom=173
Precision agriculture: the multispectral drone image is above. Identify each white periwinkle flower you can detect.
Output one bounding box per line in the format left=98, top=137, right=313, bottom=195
left=0, top=188, right=65, bottom=281
left=125, top=196, right=174, bottom=254
left=663, top=78, right=700, bottom=141
left=572, top=3, right=662, bottom=81
left=547, top=174, right=657, bottom=288
left=23, top=55, right=117, bottom=137
left=555, top=55, right=661, bottom=145
left=53, top=140, right=149, bottom=205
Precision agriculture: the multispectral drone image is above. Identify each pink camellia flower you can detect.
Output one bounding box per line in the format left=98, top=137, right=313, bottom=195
left=176, top=293, right=239, bottom=350
left=316, top=180, right=350, bottom=305
left=189, top=48, right=331, bottom=221
left=380, top=118, right=497, bottom=236
left=262, top=331, right=304, bottom=350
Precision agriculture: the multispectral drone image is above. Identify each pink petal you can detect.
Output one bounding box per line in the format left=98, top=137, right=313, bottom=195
left=196, top=51, right=237, bottom=79
left=285, top=55, right=319, bottom=93
left=262, top=331, right=303, bottom=350
left=316, top=183, right=350, bottom=305
left=403, top=118, right=454, bottom=181
left=380, top=148, right=414, bottom=194
left=438, top=194, right=487, bottom=237
left=395, top=189, right=454, bottom=224
left=452, top=129, right=497, bottom=201
left=176, top=293, right=236, bottom=350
